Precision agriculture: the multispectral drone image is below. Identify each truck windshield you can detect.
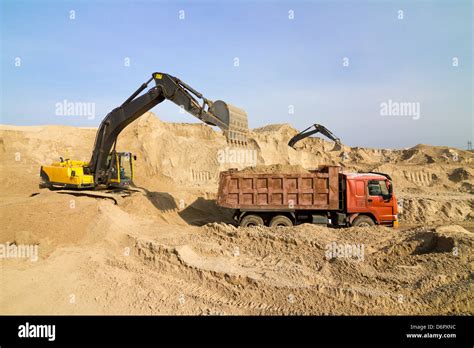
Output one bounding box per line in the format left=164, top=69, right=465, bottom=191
left=367, top=180, right=389, bottom=196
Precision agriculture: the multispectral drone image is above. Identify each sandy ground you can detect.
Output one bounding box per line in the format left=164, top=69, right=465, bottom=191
left=0, top=113, right=473, bottom=315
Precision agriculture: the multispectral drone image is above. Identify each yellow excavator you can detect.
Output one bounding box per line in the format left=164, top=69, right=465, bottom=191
left=40, top=72, right=249, bottom=190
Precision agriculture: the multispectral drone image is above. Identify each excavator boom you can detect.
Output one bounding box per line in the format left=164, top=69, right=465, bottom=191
left=288, top=124, right=341, bottom=150
left=89, top=72, right=248, bottom=184
left=40, top=72, right=249, bottom=188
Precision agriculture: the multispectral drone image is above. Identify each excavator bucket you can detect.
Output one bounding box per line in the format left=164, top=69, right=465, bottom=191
left=331, top=141, right=342, bottom=152
left=209, top=100, right=249, bottom=145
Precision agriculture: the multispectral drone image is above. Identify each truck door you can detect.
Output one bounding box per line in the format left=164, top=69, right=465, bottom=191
left=366, top=180, right=394, bottom=224
left=354, top=180, right=366, bottom=208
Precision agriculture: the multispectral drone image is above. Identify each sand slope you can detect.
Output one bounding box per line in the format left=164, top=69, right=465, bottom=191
left=0, top=113, right=472, bottom=314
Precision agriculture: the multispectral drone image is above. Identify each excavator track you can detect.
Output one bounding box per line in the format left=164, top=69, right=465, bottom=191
left=54, top=189, right=136, bottom=205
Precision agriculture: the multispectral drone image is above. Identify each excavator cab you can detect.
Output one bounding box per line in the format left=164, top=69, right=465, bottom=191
left=107, top=151, right=134, bottom=188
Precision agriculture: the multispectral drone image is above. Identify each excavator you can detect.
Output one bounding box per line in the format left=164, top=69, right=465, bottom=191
left=288, top=124, right=342, bottom=151
left=40, top=72, right=249, bottom=190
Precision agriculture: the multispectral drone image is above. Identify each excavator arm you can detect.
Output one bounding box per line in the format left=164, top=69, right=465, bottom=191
left=288, top=124, right=341, bottom=150
left=89, top=72, right=249, bottom=184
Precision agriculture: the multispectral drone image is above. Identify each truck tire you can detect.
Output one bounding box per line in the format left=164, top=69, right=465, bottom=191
left=352, top=215, right=375, bottom=227
left=240, top=214, right=264, bottom=227
left=269, top=215, right=293, bottom=227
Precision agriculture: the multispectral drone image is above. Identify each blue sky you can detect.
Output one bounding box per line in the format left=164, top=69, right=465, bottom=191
left=1, top=0, right=472, bottom=149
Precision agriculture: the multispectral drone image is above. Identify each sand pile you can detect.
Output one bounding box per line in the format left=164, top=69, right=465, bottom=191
left=1, top=213, right=472, bottom=314
left=1, top=112, right=472, bottom=195
left=240, top=164, right=310, bottom=174
left=1, top=112, right=473, bottom=315
left=398, top=193, right=473, bottom=224
left=0, top=111, right=472, bottom=222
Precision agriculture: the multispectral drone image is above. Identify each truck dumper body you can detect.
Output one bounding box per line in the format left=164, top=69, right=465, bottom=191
left=217, top=166, right=398, bottom=228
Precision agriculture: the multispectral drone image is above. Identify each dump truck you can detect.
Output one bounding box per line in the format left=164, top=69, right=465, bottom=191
left=217, top=166, right=398, bottom=228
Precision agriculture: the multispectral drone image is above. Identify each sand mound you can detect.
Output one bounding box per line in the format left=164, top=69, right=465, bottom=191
left=1, top=112, right=473, bottom=315
left=449, top=167, right=472, bottom=182
left=397, top=193, right=473, bottom=224
left=253, top=123, right=296, bottom=134
left=240, top=164, right=310, bottom=174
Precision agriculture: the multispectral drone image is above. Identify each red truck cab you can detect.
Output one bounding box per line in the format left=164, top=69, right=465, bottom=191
left=343, top=173, right=398, bottom=228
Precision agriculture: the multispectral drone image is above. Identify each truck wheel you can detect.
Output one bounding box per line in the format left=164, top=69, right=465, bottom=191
left=269, top=215, right=293, bottom=227
left=240, top=214, right=264, bottom=227
left=352, top=215, right=375, bottom=227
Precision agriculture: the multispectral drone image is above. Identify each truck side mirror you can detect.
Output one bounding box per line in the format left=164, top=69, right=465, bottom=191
left=133, top=155, right=137, bottom=161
